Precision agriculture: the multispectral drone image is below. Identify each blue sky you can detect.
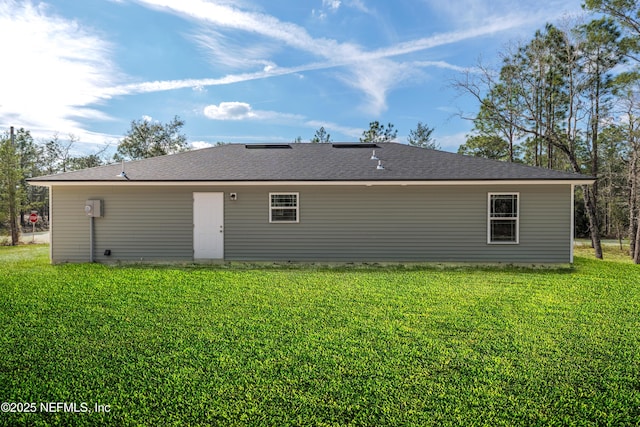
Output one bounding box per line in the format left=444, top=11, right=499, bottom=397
left=1, top=0, right=586, bottom=156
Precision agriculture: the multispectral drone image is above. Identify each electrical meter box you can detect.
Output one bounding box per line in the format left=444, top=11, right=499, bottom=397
left=85, top=200, right=102, bottom=217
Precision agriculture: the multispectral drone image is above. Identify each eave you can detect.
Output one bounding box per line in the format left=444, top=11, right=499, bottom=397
left=28, top=179, right=596, bottom=187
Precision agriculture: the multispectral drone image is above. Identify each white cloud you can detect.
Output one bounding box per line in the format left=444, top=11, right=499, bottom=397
left=323, top=0, right=341, bottom=11
left=412, top=60, right=471, bottom=73
left=191, top=141, right=214, bottom=149
left=313, top=0, right=341, bottom=19
left=125, top=0, right=543, bottom=115
left=134, top=0, right=357, bottom=60
left=337, top=60, right=421, bottom=115
left=204, top=102, right=254, bottom=120
left=108, top=60, right=334, bottom=95
left=312, top=10, right=327, bottom=20
left=314, top=0, right=371, bottom=19
left=203, top=102, right=304, bottom=121
left=346, top=0, right=371, bottom=14
left=141, top=115, right=153, bottom=122
left=191, top=28, right=279, bottom=70
left=337, top=62, right=391, bottom=115
left=437, top=131, right=469, bottom=151
left=304, top=120, right=363, bottom=139
left=422, top=0, right=581, bottom=28
left=319, top=0, right=371, bottom=18
left=0, top=1, right=120, bottom=142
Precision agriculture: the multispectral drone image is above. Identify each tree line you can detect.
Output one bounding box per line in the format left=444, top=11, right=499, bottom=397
left=294, top=121, right=437, bottom=148
left=0, top=117, right=436, bottom=244
left=0, top=116, right=190, bottom=245
left=0, top=128, right=102, bottom=244
left=13, top=0, right=639, bottom=262
left=454, top=0, right=640, bottom=263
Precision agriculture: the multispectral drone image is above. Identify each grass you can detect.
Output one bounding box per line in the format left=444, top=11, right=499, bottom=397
left=0, top=245, right=639, bottom=426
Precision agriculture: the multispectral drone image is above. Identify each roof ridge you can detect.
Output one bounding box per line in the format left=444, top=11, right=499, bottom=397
left=28, top=142, right=594, bottom=183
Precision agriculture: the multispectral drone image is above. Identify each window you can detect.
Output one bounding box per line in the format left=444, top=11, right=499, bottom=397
left=488, top=193, right=519, bottom=244
left=270, top=193, right=299, bottom=223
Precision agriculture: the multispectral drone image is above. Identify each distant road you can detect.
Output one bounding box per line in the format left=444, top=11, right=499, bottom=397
left=19, top=231, right=50, bottom=244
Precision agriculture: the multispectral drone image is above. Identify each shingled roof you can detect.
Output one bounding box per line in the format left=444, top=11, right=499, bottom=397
left=29, top=142, right=594, bottom=183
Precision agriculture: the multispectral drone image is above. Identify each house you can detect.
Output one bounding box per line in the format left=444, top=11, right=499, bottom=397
left=28, top=142, right=594, bottom=264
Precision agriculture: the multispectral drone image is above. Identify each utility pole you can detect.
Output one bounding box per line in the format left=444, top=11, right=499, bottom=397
left=8, top=126, right=19, bottom=245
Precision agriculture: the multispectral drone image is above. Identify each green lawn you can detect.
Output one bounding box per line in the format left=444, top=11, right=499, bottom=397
left=1, top=245, right=639, bottom=426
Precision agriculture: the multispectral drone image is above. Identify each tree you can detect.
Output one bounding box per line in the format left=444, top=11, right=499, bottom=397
left=580, top=18, right=625, bottom=181
left=454, top=22, right=624, bottom=258
left=407, top=122, right=438, bottom=149
left=0, top=128, right=22, bottom=245
left=310, top=126, right=332, bottom=143
left=597, top=125, right=628, bottom=245
left=454, top=55, right=524, bottom=163
left=584, top=0, right=640, bottom=262
left=13, top=129, right=41, bottom=228
left=115, top=116, right=187, bottom=160
left=460, top=93, right=524, bottom=162
left=584, top=0, right=640, bottom=61
left=38, top=133, right=78, bottom=175
left=458, top=135, right=511, bottom=160
left=610, top=71, right=640, bottom=262
left=360, top=121, right=397, bottom=143
left=67, top=142, right=109, bottom=171
left=39, top=136, right=62, bottom=176
left=69, top=154, right=103, bottom=171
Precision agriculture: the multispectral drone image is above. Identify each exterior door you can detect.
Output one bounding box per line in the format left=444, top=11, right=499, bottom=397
left=193, top=192, right=224, bottom=259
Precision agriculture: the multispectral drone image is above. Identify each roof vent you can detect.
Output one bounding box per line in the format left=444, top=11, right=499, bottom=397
left=245, top=144, right=291, bottom=149
left=332, top=143, right=378, bottom=148
left=376, top=160, right=385, bottom=170
left=370, top=150, right=378, bottom=160
left=116, top=161, right=129, bottom=180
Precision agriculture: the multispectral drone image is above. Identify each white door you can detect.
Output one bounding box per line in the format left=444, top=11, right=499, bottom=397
left=193, top=192, right=224, bottom=259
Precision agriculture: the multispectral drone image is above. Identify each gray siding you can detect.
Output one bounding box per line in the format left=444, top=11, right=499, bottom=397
left=225, top=185, right=571, bottom=263
left=50, top=184, right=572, bottom=264
left=51, top=186, right=193, bottom=262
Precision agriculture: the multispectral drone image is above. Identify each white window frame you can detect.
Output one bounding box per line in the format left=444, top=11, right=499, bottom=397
left=487, top=192, right=519, bottom=244
left=269, top=192, right=299, bottom=223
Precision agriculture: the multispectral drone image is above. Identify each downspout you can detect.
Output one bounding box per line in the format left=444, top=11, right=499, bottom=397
left=49, top=187, right=53, bottom=263
left=89, top=215, right=94, bottom=263
left=570, top=184, right=575, bottom=263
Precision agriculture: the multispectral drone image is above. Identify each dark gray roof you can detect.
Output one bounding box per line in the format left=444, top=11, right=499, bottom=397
left=29, top=143, right=593, bottom=183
